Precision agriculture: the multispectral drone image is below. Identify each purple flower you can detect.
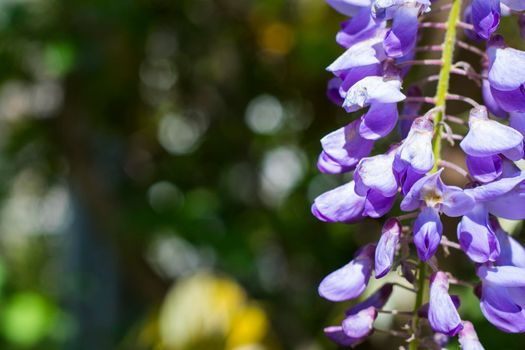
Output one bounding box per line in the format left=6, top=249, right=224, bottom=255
left=318, top=119, right=375, bottom=174
left=342, top=306, right=377, bottom=338
left=401, top=170, right=475, bottom=216
left=355, top=151, right=398, bottom=196
left=482, top=67, right=508, bottom=118
left=488, top=36, right=525, bottom=113
left=457, top=204, right=500, bottom=263
left=495, top=221, right=525, bottom=268
left=318, top=244, right=375, bottom=301
left=460, top=106, right=523, bottom=161
left=471, top=0, right=500, bottom=40
left=428, top=271, right=463, bottom=336
left=413, top=207, right=442, bottom=261
left=312, top=180, right=395, bottom=223
left=375, top=218, right=401, bottom=278
left=371, top=0, right=430, bottom=21
left=419, top=294, right=461, bottom=318
left=394, top=117, right=434, bottom=174
left=458, top=321, right=485, bottom=350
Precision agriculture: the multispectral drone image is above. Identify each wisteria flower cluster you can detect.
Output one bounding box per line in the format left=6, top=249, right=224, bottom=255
left=314, top=0, right=525, bottom=348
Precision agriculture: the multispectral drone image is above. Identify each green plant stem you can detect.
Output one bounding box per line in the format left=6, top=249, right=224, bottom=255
left=431, top=0, right=462, bottom=172
left=409, top=1, right=462, bottom=349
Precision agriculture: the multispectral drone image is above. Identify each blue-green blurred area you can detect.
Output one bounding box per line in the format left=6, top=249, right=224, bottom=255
left=0, top=0, right=521, bottom=349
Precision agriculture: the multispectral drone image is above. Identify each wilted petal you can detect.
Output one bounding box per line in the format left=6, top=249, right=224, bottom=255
left=457, top=204, right=500, bottom=263
left=428, top=272, right=463, bottom=336
left=342, top=306, right=377, bottom=338
left=318, top=245, right=375, bottom=301
left=413, top=207, right=443, bottom=261
left=359, top=103, right=399, bottom=140
left=460, top=106, right=523, bottom=159
left=312, top=181, right=366, bottom=223
left=384, top=5, right=419, bottom=57
left=471, top=0, right=501, bottom=39
left=459, top=321, right=485, bottom=350
left=466, top=154, right=502, bottom=183
left=394, top=117, right=434, bottom=174
left=375, top=218, right=401, bottom=278
left=355, top=152, right=398, bottom=196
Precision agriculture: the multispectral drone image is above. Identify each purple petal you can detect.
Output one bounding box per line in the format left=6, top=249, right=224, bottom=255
left=336, top=7, right=382, bottom=48
left=400, top=171, right=443, bottom=212
left=502, top=0, right=525, bottom=11
left=441, top=186, right=476, bottom=217
left=472, top=0, right=501, bottom=39
left=428, top=272, right=463, bottom=336
left=483, top=68, right=508, bottom=118
left=375, top=218, right=401, bottom=278
left=479, top=282, right=525, bottom=333
left=413, top=207, right=443, bottom=262
left=317, top=152, right=353, bottom=174
left=419, top=295, right=461, bottom=318
left=359, top=103, right=399, bottom=140
left=328, top=34, right=386, bottom=76
left=355, top=152, right=398, bottom=197
left=489, top=46, right=525, bottom=91
left=457, top=204, right=500, bottom=263
left=466, top=154, right=502, bottom=183
left=384, top=5, right=419, bottom=57
left=460, top=106, right=523, bottom=159
left=327, top=78, right=344, bottom=106
left=343, top=76, right=405, bottom=112
left=459, top=321, right=485, bottom=350
left=342, top=306, right=377, bottom=338
left=312, top=181, right=366, bottom=223
left=318, top=245, right=374, bottom=301
left=491, top=86, right=525, bottom=113
left=320, top=119, right=375, bottom=173
left=363, top=190, right=396, bottom=218
left=477, top=265, right=525, bottom=287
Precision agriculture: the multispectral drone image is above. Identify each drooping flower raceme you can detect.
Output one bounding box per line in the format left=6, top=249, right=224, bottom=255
left=314, top=0, right=525, bottom=348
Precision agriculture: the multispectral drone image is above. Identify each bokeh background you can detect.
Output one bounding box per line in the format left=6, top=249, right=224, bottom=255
left=0, top=0, right=523, bottom=349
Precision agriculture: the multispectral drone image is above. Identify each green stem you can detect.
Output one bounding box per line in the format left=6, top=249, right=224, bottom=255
left=431, top=0, right=463, bottom=172
left=409, top=1, right=462, bottom=349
